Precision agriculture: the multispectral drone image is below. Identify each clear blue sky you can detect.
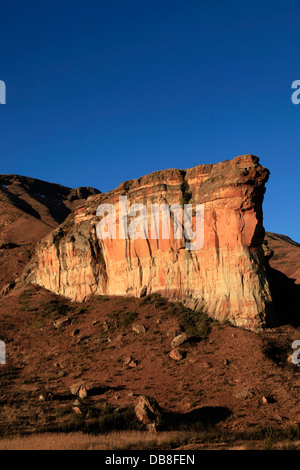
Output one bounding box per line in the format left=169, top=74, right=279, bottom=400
left=0, top=0, right=299, bottom=241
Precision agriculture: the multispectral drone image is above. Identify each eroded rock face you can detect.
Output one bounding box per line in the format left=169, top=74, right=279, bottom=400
left=0, top=174, right=100, bottom=291
left=21, top=154, right=272, bottom=330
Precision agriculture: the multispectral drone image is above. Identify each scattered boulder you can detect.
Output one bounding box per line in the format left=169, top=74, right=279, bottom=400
left=134, top=395, right=163, bottom=431
left=38, top=391, right=54, bottom=401
left=171, top=333, right=188, bottom=348
left=132, top=324, right=147, bottom=334
left=73, top=406, right=82, bottom=414
left=123, top=355, right=138, bottom=367
left=262, top=395, right=275, bottom=404
left=169, top=348, right=184, bottom=361
left=123, top=355, right=132, bottom=365
left=70, top=382, right=88, bottom=399
left=53, top=362, right=64, bottom=368
left=71, top=329, right=80, bottom=336
left=128, top=359, right=138, bottom=368
left=53, top=316, right=71, bottom=329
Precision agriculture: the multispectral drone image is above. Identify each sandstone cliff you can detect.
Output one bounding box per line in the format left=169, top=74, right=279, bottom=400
left=21, top=154, right=272, bottom=330
left=0, top=174, right=100, bottom=290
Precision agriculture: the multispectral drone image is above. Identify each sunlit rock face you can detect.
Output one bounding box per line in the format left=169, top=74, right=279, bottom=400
left=22, top=154, right=272, bottom=330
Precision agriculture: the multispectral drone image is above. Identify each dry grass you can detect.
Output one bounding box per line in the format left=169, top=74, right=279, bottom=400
left=1, top=431, right=300, bottom=450
left=0, top=431, right=191, bottom=450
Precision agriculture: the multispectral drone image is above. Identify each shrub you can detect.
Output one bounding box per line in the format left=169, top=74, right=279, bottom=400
left=39, top=300, right=71, bottom=320
left=140, top=293, right=168, bottom=309
left=96, top=407, right=141, bottom=433
left=96, top=296, right=110, bottom=303
left=165, top=302, right=211, bottom=339
left=111, top=310, right=138, bottom=329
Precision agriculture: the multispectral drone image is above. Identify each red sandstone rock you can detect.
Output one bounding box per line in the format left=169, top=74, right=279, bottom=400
left=20, top=154, right=272, bottom=331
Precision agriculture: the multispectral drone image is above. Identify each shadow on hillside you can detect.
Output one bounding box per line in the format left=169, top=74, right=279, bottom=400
left=267, top=266, right=300, bottom=328
left=163, top=406, right=231, bottom=430
left=88, top=385, right=125, bottom=397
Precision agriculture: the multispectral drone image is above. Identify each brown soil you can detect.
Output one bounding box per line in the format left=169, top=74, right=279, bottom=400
left=0, top=285, right=299, bottom=439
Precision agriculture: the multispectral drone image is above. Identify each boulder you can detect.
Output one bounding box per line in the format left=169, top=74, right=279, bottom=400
left=134, top=395, right=163, bottom=431
left=123, top=355, right=132, bottom=365
left=38, top=391, right=54, bottom=401
left=132, top=324, right=147, bottom=334
left=70, top=329, right=80, bottom=336
left=53, top=316, right=71, bottom=329
left=169, top=348, right=184, bottom=361
left=171, top=333, right=188, bottom=348
left=128, top=359, right=138, bottom=368
left=73, top=406, right=82, bottom=414
left=70, top=382, right=88, bottom=399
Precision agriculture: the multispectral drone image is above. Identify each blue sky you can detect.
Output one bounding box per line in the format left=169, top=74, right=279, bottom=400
left=0, top=0, right=299, bottom=241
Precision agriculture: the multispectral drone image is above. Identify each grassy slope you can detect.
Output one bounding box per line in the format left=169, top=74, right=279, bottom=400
left=0, top=286, right=299, bottom=449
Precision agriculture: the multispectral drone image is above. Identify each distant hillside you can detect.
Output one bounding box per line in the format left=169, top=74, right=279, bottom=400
left=266, top=232, right=300, bottom=285
left=265, top=232, right=300, bottom=327
left=0, top=175, right=100, bottom=290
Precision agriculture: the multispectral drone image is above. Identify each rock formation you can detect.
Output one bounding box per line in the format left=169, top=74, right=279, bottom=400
left=134, top=395, right=163, bottom=431
left=0, top=174, right=100, bottom=290
left=20, top=154, right=272, bottom=330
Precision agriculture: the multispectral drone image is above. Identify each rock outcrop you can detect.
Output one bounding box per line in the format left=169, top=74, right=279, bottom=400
left=20, top=154, right=272, bottom=330
left=0, top=174, right=100, bottom=290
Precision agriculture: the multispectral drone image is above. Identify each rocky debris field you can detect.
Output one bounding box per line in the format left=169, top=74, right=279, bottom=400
left=0, top=286, right=299, bottom=441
